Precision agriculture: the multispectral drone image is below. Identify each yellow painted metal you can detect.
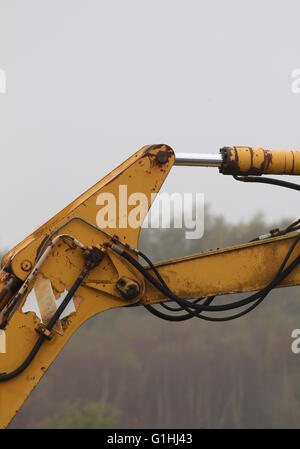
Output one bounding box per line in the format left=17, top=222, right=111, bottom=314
left=220, top=146, right=300, bottom=175
left=1, top=143, right=300, bottom=429
left=143, top=232, right=300, bottom=303
left=0, top=144, right=174, bottom=428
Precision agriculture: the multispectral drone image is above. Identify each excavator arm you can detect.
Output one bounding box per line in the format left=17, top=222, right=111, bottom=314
left=1, top=144, right=300, bottom=428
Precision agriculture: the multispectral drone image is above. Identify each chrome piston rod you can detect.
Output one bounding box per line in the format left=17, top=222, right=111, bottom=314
left=174, top=153, right=223, bottom=167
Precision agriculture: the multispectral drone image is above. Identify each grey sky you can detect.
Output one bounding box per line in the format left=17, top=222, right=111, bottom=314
left=1, top=0, right=300, bottom=250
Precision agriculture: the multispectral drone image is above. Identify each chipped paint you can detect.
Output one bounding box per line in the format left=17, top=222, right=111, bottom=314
left=22, top=274, right=82, bottom=335
left=220, top=146, right=300, bottom=176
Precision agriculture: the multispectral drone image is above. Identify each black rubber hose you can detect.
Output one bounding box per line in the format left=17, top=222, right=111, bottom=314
left=140, top=173, right=300, bottom=321
left=234, top=175, right=300, bottom=191
left=143, top=233, right=300, bottom=322
left=0, top=266, right=89, bottom=382
left=114, top=234, right=300, bottom=314
left=145, top=295, right=215, bottom=322
left=0, top=336, right=45, bottom=381
left=159, top=297, right=207, bottom=312
left=138, top=249, right=211, bottom=312
left=47, top=269, right=88, bottom=330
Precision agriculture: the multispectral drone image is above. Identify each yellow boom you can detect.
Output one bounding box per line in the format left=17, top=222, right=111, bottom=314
left=1, top=144, right=300, bottom=428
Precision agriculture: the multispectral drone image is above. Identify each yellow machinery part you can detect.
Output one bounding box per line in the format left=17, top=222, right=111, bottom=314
left=1, top=144, right=300, bottom=428
left=220, top=146, right=300, bottom=175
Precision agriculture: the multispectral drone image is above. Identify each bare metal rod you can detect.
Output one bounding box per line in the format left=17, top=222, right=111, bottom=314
left=174, top=153, right=223, bottom=167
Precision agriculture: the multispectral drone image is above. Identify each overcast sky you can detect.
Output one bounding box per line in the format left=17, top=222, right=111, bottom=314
left=1, top=0, right=300, bottom=250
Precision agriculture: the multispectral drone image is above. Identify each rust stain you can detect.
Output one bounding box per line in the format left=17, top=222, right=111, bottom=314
left=262, top=150, right=272, bottom=173
left=219, top=147, right=237, bottom=174
left=220, top=146, right=274, bottom=175
left=142, top=144, right=174, bottom=166
left=249, top=147, right=254, bottom=169
left=142, top=144, right=164, bottom=156
left=73, top=295, right=82, bottom=310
